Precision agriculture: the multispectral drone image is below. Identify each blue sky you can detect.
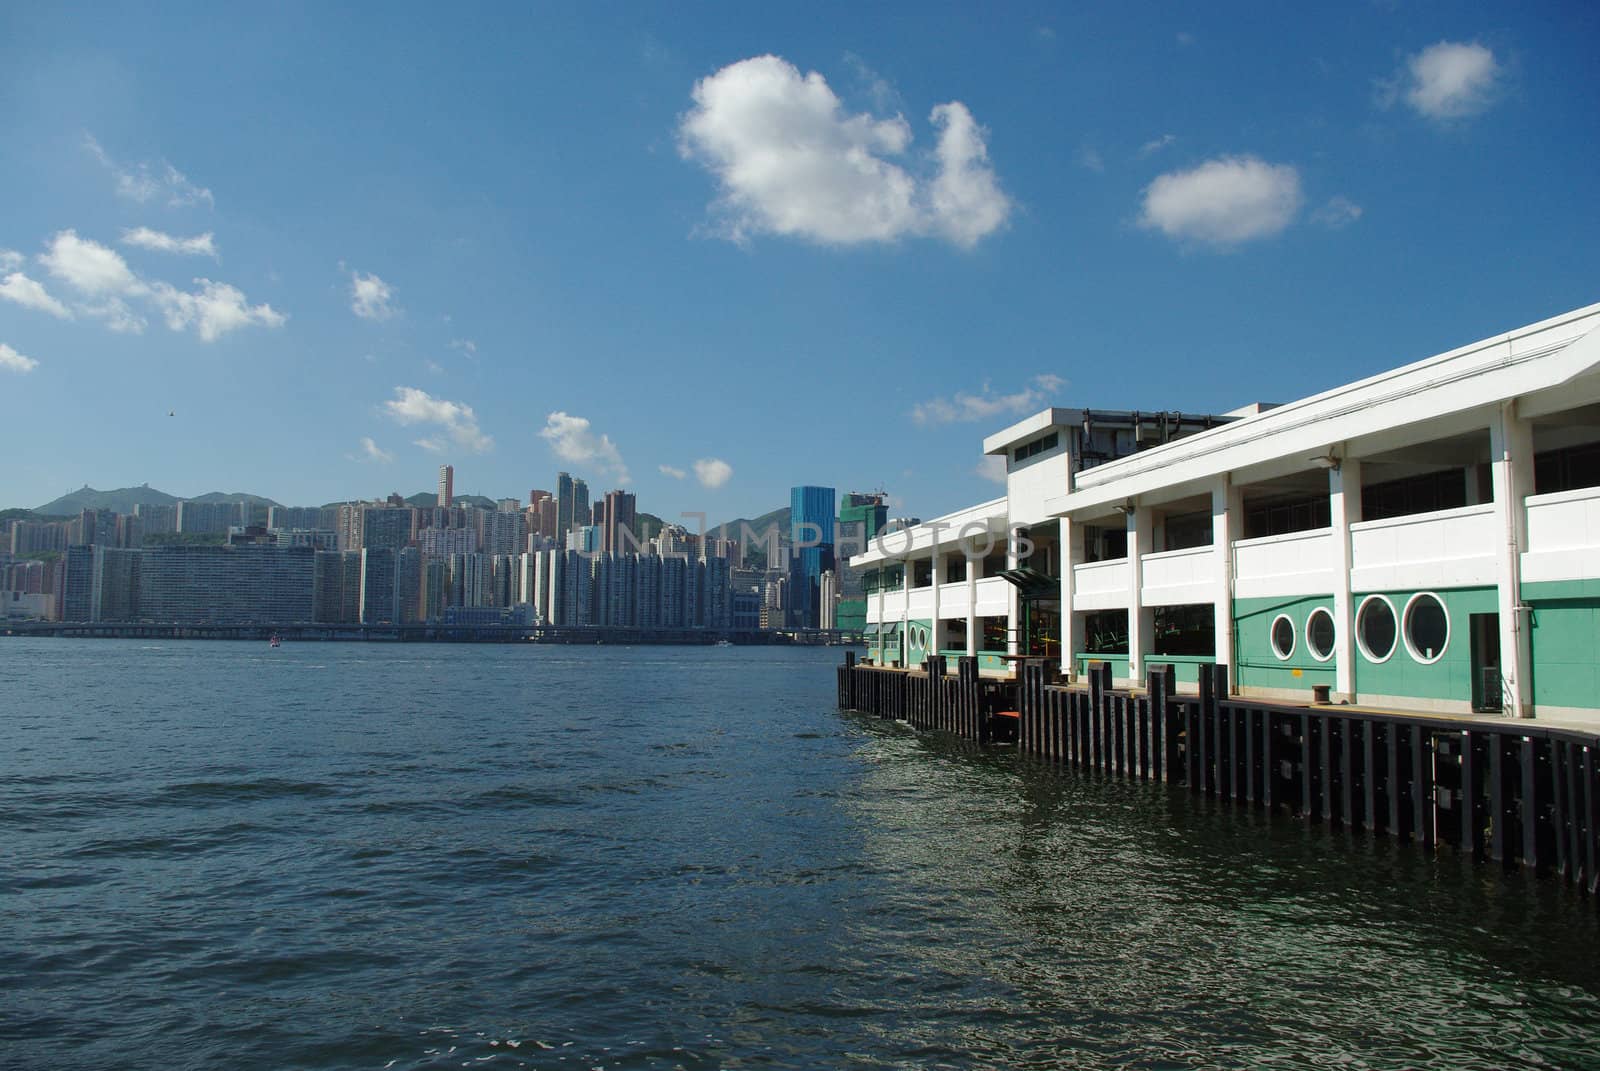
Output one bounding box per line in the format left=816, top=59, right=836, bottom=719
left=2, top=3, right=1595, bottom=520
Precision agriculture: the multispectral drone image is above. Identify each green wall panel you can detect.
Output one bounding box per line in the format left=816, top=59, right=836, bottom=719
left=1349, top=587, right=1497, bottom=702
left=1233, top=595, right=1336, bottom=692
left=1525, top=583, right=1600, bottom=710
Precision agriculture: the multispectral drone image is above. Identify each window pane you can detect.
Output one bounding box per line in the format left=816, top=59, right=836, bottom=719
left=1307, top=609, right=1335, bottom=660
left=1271, top=615, right=1295, bottom=658
left=1406, top=595, right=1448, bottom=661
left=1358, top=598, right=1396, bottom=660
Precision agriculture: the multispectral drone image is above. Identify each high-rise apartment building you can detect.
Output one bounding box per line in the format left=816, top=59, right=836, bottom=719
left=600, top=490, right=637, bottom=556
left=438, top=464, right=454, bottom=508
left=556, top=472, right=590, bottom=536
left=139, top=545, right=316, bottom=623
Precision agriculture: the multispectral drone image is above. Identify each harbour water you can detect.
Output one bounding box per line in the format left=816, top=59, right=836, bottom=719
left=4, top=639, right=1599, bottom=1070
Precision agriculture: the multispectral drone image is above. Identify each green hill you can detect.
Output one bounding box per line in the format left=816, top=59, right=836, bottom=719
left=34, top=484, right=180, bottom=515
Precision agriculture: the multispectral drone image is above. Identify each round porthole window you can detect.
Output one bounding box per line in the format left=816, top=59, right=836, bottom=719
left=1305, top=608, right=1335, bottom=662
left=1270, top=614, right=1296, bottom=660
left=1356, top=595, right=1397, bottom=662
left=1404, top=593, right=1449, bottom=664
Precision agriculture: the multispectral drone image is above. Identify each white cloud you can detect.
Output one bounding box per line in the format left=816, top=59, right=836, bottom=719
left=350, top=270, right=398, bottom=321
left=384, top=387, right=493, bottom=454
left=36, top=229, right=278, bottom=340
left=121, top=227, right=217, bottom=257
left=1139, top=133, right=1177, bottom=157
left=80, top=297, right=146, bottom=334
left=1139, top=155, right=1302, bottom=247
left=83, top=133, right=214, bottom=208
left=449, top=338, right=477, bottom=355
left=351, top=436, right=394, bottom=464
left=678, top=54, right=1010, bottom=248
left=40, top=229, right=141, bottom=294
left=0, top=343, right=39, bottom=373
left=659, top=464, right=687, bottom=479
left=149, top=279, right=286, bottom=342
left=693, top=457, right=733, bottom=489
left=976, top=455, right=1007, bottom=484
left=1078, top=145, right=1105, bottom=173
left=0, top=250, right=21, bottom=271
left=1394, top=41, right=1500, bottom=120
left=0, top=272, right=72, bottom=318
left=1312, top=195, right=1364, bottom=229
left=539, top=411, right=628, bottom=483
left=912, top=373, right=1065, bottom=426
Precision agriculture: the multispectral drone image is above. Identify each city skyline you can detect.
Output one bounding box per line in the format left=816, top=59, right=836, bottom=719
left=3, top=6, right=1597, bottom=524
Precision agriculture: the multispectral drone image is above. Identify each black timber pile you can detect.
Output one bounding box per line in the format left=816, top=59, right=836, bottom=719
left=839, top=653, right=1600, bottom=899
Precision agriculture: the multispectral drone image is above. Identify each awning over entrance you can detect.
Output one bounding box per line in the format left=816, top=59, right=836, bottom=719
left=997, top=566, right=1059, bottom=600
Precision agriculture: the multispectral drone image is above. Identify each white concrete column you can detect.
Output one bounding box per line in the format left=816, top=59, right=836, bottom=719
left=1127, top=505, right=1154, bottom=681
left=1491, top=402, right=1534, bottom=718
left=875, top=566, right=886, bottom=665
left=1060, top=515, right=1077, bottom=679
left=1005, top=527, right=1021, bottom=661
left=1212, top=477, right=1242, bottom=688
left=1330, top=458, right=1362, bottom=701
left=900, top=557, right=911, bottom=667
left=930, top=548, right=943, bottom=659
left=965, top=552, right=978, bottom=656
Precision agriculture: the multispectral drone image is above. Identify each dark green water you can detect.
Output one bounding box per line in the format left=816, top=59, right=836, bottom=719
left=3, top=639, right=1598, bottom=1070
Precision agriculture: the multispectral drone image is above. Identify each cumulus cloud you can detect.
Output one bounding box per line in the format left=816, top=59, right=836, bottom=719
left=41, top=229, right=140, bottom=294
left=539, top=411, right=628, bottom=483
left=678, top=55, right=1010, bottom=248
left=37, top=229, right=281, bottom=340
left=80, top=297, right=146, bottom=334
left=121, top=227, right=217, bottom=257
left=350, top=436, right=394, bottom=464
left=1139, top=155, right=1302, bottom=247
left=659, top=464, right=687, bottom=479
left=1388, top=41, right=1500, bottom=120
left=0, top=250, right=21, bottom=271
left=149, top=279, right=286, bottom=342
left=384, top=387, right=493, bottom=454
left=693, top=457, right=733, bottom=489
left=1312, top=195, right=1364, bottom=229
left=0, top=271, right=72, bottom=318
left=976, top=455, right=1007, bottom=484
left=83, top=133, right=214, bottom=208
left=350, top=271, right=398, bottom=321
left=912, top=373, right=1065, bottom=426
left=0, top=342, right=39, bottom=373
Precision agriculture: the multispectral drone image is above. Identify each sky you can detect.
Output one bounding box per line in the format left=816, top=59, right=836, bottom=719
left=2, top=3, right=1596, bottom=521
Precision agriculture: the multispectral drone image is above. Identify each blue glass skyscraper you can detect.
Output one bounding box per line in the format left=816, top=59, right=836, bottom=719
left=789, top=485, right=836, bottom=629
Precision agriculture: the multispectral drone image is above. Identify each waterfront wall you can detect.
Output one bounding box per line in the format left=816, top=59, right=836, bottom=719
left=838, top=657, right=1600, bottom=899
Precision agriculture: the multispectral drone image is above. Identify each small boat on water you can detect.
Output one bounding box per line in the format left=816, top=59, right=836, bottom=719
left=269, top=634, right=282, bottom=648
left=714, top=639, right=733, bottom=647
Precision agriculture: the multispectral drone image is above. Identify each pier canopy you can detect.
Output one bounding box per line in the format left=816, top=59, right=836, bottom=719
left=850, top=498, right=1009, bottom=568
left=1047, top=304, right=1600, bottom=519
